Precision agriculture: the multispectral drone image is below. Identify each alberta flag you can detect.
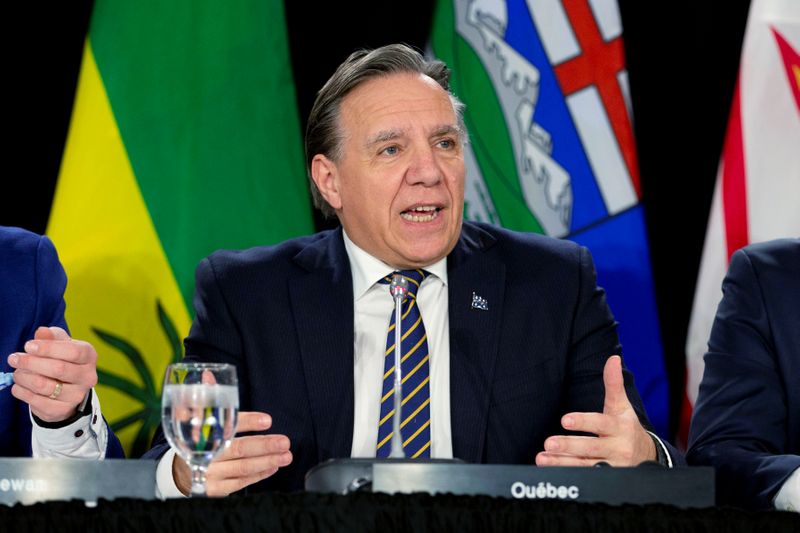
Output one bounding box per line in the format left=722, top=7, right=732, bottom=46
left=47, top=0, right=314, bottom=456
left=431, top=0, right=668, bottom=435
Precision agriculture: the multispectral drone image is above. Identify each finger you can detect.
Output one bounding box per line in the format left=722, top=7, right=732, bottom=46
left=11, top=371, right=87, bottom=404
left=206, top=466, right=280, bottom=497
left=535, top=451, right=599, bottom=467
left=33, top=327, right=55, bottom=341
left=201, top=369, right=217, bottom=385
left=34, top=326, right=71, bottom=341
left=560, top=412, right=616, bottom=436
left=8, top=354, right=90, bottom=386
left=602, top=355, right=630, bottom=415
left=10, top=384, right=79, bottom=423
left=218, top=434, right=290, bottom=462
left=543, top=435, right=611, bottom=460
left=23, top=339, right=97, bottom=365
left=210, top=449, right=293, bottom=480
left=236, top=412, right=273, bottom=434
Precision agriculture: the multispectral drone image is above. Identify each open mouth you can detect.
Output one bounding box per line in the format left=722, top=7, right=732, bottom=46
left=400, top=205, right=441, bottom=222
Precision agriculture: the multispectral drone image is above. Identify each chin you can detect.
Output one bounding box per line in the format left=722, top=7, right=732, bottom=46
left=393, top=226, right=461, bottom=267
left=400, top=245, right=451, bottom=268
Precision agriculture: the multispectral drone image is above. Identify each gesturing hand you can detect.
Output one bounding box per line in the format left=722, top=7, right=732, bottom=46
left=8, top=326, right=98, bottom=423
left=535, top=355, right=656, bottom=467
left=173, top=411, right=292, bottom=497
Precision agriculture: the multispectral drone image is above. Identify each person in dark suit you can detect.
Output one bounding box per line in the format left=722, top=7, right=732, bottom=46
left=1, top=225, right=123, bottom=458
left=688, top=238, right=800, bottom=511
left=147, top=44, right=679, bottom=496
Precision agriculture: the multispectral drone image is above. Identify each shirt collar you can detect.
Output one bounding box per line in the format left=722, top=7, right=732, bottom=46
left=342, top=230, right=448, bottom=301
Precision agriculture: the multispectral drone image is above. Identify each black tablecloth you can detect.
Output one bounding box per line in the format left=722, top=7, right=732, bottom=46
left=3, top=492, right=799, bottom=532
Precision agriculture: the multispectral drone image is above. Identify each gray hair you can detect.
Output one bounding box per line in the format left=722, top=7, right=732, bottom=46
left=305, top=43, right=466, bottom=218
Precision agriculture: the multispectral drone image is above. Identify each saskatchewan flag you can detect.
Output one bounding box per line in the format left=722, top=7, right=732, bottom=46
left=47, top=0, right=313, bottom=456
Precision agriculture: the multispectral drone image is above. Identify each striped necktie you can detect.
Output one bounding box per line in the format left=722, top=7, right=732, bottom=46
left=376, top=269, right=431, bottom=459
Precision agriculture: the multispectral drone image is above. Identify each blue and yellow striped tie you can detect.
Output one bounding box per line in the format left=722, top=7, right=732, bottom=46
left=376, top=269, right=431, bottom=459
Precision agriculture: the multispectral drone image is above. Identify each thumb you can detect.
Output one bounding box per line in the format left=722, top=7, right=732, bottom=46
left=602, top=355, right=631, bottom=415
left=34, top=326, right=71, bottom=341
left=201, top=369, right=218, bottom=385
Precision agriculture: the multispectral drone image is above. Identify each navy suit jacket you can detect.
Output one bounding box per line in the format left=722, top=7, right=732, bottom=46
left=688, top=238, right=800, bottom=509
left=0, top=226, right=123, bottom=458
left=147, top=221, right=676, bottom=491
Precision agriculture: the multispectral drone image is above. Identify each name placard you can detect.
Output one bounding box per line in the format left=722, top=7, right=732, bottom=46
left=306, top=459, right=715, bottom=508
left=374, top=463, right=714, bottom=507
left=0, top=459, right=157, bottom=505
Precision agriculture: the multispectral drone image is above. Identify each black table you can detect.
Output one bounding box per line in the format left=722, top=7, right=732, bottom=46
left=3, top=492, right=798, bottom=532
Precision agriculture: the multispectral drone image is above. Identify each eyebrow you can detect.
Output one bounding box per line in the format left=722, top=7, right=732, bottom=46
left=365, top=129, right=405, bottom=148
left=365, top=124, right=462, bottom=149
left=430, top=124, right=463, bottom=139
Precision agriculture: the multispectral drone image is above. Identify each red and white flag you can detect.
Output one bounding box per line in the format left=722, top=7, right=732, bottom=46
left=683, top=0, right=800, bottom=441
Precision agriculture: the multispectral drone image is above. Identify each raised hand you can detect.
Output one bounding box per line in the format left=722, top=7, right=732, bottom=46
left=535, top=355, right=656, bottom=467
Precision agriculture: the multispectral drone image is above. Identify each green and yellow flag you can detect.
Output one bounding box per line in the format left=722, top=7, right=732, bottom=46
left=47, top=0, right=313, bottom=456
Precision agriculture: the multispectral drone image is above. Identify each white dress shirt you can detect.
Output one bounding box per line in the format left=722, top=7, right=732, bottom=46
left=774, top=466, right=800, bottom=511
left=30, top=387, right=108, bottom=459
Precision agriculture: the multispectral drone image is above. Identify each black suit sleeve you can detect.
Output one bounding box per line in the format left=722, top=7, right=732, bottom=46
left=183, top=257, right=248, bottom=378
left=687, top=247, right=800, bottom=509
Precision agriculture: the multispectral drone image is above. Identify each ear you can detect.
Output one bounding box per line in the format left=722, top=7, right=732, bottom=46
left=311, top=154, right=343, bottom=210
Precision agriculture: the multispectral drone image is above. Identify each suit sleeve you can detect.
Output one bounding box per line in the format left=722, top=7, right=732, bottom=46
left=687, top=248, right=800, bottom=509
left=183, top=256, right=247, bottom=376
left=32, top=235, right=68, bottom=333
left=564, top=246, right=683, bottom=464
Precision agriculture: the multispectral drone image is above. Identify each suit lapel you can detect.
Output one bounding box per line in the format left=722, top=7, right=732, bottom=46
left=448, top=223, right=505, bottom=462
left=289, top=228, right=355, bottom=461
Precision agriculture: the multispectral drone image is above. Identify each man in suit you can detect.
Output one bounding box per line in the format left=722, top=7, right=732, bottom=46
left=1, top=225, right=123, bottom=458
left=149, top=44, right=679, bottom=496
left=688, top=239, right=800, bottom=511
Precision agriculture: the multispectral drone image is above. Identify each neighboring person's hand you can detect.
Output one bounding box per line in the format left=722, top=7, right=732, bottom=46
left=173, top=411, right=292, bottom=497
left=535, top=355, right=656, bottom=467
left=7, top=326, right=97, bottom=423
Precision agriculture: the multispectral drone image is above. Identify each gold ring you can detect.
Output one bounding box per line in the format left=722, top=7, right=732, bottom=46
left=49, top=381, right=63, bottom=400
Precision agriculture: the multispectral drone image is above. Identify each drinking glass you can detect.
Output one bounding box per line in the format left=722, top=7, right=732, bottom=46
left=161, top=362, right=239, bottom=497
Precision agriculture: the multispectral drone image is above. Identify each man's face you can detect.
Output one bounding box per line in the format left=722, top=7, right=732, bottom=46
left=312, top=72, right=465, bottom=269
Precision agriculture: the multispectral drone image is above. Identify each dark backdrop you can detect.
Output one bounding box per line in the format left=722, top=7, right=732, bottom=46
left=0, top=1, right=752, bottom=439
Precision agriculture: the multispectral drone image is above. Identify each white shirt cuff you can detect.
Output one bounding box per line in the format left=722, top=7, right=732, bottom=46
left=156, top=448, right=188, bottom=499
left=646, top=430, right=673, bottom=468
left=774, top=466, right=800, bottom=512
left=30, top=387, right=107, bottom=459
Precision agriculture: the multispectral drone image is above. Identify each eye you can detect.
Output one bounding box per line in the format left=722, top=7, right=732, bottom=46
left=381, top=145, right=399, bottom=156
left=437, top=138, right=457, bottom=150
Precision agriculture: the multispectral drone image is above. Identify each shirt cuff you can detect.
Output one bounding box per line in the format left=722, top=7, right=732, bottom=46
left=30, top=387, right=108, bottom=459
left=646, top=430, right=673, bottom=468
left=774, top=466, right=800, bottom=512
left=156, top=448, right=188, bottom=499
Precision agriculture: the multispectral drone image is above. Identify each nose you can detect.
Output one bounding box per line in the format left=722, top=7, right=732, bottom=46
left=405, top=145, right=442, bottom=186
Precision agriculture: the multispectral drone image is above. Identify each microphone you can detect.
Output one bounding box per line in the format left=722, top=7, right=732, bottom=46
left=388, top=274, right=408, bottom=458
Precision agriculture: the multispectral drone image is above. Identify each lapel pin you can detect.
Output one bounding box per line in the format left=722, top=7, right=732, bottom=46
left=471, top=292, right=489, bottom=311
